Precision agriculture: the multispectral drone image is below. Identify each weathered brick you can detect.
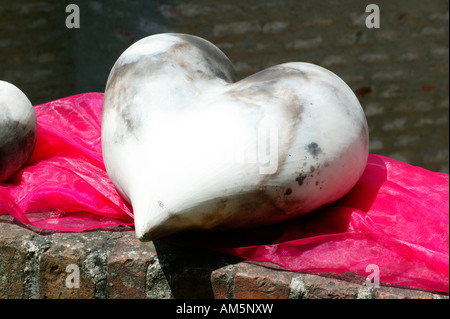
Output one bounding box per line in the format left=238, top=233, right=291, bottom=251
left=1, top=220, right=448, bottom=299
left=394, top=134, right=420, bottom=147
left=0, top=244, right=25, bottom=298
left=106, top=232, right=157, bottom=299
left=211, top=264, right=236, bottom=299
left=428, top=11, right=449, bottom=21
left=175, top=3, right=213, bottom=17
left=303, top=18, right=334, bottom=27
left=397, top=51, right=422, bottom=62
left=383, top=117, right=408, bottom=131
left=233, top=263, right=292, bottom=299
left=354, top=86, right=373, bottom=99
left=337, top=30, right=367, bottom=46
left=369, top=139, right=384, bottom=152
left=157, top=4, right=180, bottom=19
left=262, top=21, right=289, bottom=34
left=0, top=221, right=33, bottom=298
left=340, top=74, right=365, bottom=84
left=365, top=103, right=384, bottom=117
left=322, top=55, right=349, bottom=67
left=39, top=232, right=110, bottom=299
left=431, top=45, right=449, bottom=56
left=415, top=117, right=435, bottom=128
left=380, top=84, right=403, bottom=98
left=421, top=26, right=447, bottom=36
left=372, top=70, right=408, bottom=81
left=285, top=37, right=323, bottom=50
left=374, top=286, right=434, bottom=299
left=301, top=273, right=360, bottom=299
left=350, top=12, right=368, bottom=27
left=375, top=30, right=400, bottom=42
left=171, top=266, right=215, bottom=298
left=423, top=149, right=449, bottom=165
left=358, top=53, right=390, bottom=63
left=234, top=61, right=252, bottom=73
left=213, top=20, right=261, bottom=37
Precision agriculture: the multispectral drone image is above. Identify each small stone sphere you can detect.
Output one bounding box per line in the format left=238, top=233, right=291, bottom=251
left=0, top=80, right=37, bottom=182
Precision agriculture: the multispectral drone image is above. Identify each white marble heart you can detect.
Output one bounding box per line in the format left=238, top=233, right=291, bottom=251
left=102, top=33, right=369, bottom=241
left=0, top=80, right=37, bottom=182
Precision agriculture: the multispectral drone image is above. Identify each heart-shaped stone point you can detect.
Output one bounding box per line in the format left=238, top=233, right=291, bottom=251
left=102, top=33, right=369, bottom=241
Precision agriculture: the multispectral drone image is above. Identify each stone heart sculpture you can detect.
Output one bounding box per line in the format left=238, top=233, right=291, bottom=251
left=0, top=80, right=37, bottom=183
left=102, top=33, right=369, bottom=241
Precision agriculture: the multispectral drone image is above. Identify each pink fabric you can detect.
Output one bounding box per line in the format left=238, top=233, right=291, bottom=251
left=0, top=93, right=448, bottom=292
left=210, top=154, right=449, bottom=293
left=0, top=93, right=134, bottom=231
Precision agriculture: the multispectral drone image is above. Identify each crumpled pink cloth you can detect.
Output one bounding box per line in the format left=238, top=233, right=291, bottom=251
left=0, top=93, right=448, bottom=293
left=0, top=93, right=134, bottom=230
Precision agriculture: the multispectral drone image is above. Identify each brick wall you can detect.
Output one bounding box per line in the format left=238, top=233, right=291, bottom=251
left=0, top=1, right=75, bottom=104
left=167, top=0, right=449, bottom=173
left=0, top=215, right=447, bottom=299
left=0, top=0, right=447, bottom=172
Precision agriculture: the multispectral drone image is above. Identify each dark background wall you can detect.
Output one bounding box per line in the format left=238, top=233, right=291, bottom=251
left=1, top=0, right=448, bottom=173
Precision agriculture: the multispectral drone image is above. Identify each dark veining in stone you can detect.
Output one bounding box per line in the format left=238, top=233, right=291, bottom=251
left=0, top=121, right=37, bottom=182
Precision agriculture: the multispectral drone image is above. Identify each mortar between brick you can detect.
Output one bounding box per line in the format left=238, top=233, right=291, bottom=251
left=145, top=257, right=174, bottom=299
left=22, top=237, right=51, bottom=299
left=82, top=249, right=108, bottom=299
left=289, top=274, right=307, bottom=299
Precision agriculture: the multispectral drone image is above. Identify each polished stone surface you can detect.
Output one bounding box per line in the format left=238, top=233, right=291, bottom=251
left=0, top=80, right=37, bottom=183
left=102, top=33, right=369, bottom=241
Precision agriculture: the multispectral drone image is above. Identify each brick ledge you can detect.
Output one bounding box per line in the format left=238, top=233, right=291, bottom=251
left=0, top=215, right=448, bottom=299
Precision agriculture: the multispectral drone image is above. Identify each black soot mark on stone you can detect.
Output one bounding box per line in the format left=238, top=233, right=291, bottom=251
left=172, top=34, right=237, bottom=83
left=284, top=188, right=292, bottom=195
left=305, top=142, right=322, bottom=157
left=295, top=173, right=307, bottom=186
left=0, top=121, right=36, bottom=182
left=0, top=120, right=35, bottom=149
